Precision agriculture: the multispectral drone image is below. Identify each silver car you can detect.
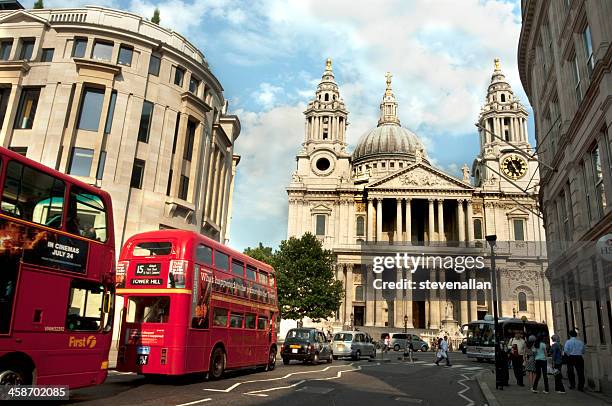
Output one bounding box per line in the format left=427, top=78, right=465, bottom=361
left=390, top=333, right=430, bottom=352
left=331, top=331, right=376, bottom=360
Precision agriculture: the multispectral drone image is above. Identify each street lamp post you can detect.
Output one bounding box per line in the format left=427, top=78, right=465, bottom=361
left=486, top=234, right=507, bottom=390
left=350, top=313, right=354, bottom=330
left=404, top=315, right=408, bottom=333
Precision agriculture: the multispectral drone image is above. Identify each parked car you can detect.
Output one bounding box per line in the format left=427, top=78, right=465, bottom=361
left=281, top=328, right=332, bottom=365
left=390, top=333, right=429, bottom=352
left=331, top=331, right=376, bottom=360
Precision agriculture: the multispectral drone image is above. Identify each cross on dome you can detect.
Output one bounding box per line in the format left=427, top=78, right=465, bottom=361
left=378, top=71, right=400, bottom=127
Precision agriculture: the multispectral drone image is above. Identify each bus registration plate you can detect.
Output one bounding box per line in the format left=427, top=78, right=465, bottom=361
left=137, top=346, right=150, bottom=365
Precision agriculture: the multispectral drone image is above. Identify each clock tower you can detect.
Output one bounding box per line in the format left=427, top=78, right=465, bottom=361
left=472, top=59, right=538, bottom=193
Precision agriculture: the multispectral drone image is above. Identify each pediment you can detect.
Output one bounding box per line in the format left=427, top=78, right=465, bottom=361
left=506, top=207, right=529, bottom=217
left=0, top=10, right=50, bottom=26
left=310, top=204, right=332, bottom=214
left=367, top=163, right=473, bottom=191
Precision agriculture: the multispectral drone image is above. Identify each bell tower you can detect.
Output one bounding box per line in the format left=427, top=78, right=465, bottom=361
left=303, top=58, right=349, bottom=149
left=473, top=58, right=538, bottom=192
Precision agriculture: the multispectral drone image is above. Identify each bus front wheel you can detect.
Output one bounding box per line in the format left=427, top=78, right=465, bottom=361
left=0, top=366, right=31, bottom=385
left=266, top=347, right=277, bottom=371
left=209, top=348, right=226, bottom=380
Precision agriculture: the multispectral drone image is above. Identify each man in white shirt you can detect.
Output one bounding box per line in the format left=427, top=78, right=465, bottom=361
left=508, top=333, right=526, bottom=386
left=435, top=336, right=451, bottom=366
left=564, top=329, right=585, bottom=391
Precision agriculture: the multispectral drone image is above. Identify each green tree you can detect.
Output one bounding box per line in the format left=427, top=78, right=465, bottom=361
left=33, top=0, right=44, bottom=9
left=243, top=243, right=274, bottom=265
left=274, top=233, right=343, bottom=323
left=151, top=8, right=160, bottom=24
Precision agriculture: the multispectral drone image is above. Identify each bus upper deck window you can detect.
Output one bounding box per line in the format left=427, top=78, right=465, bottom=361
left=69, top=187, right=107, bottom=241
left=133, top=241, right=172, bottom=256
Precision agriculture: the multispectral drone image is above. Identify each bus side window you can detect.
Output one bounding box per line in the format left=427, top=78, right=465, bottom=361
left=66, top=280, right=104, bottom=331
left=69, top=187, right=107, bottom=241
left=196, top=244, right=213, bottom=265
left=1, top=160, right=65, bottom=228
left=257, top=316, right=267, bottom=330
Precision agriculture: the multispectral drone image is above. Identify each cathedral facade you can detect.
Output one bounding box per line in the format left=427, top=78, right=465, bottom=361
left=286, top=59, right=553, bottom=335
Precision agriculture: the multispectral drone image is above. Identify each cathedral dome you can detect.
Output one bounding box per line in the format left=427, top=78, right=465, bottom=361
left=352, top=72, right=428, bottom=166
left=352, top=125, right=426, bottom=163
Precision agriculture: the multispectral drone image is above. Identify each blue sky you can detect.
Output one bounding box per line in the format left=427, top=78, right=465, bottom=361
left=46, top=0, right=534, bottom=252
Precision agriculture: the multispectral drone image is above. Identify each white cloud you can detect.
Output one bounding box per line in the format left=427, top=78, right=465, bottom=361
left=251, top=82, right=284, bottom=110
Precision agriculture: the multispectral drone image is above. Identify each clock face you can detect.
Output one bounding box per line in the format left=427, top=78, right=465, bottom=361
left=501, top=155, right=528, bottom=180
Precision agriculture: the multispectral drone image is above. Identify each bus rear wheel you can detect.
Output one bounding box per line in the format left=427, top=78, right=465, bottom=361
left=266, top=347, right=277, bottom=371
left=0, top=366, right=31, bottom=385
left=209, top=348, right=226, bottom=380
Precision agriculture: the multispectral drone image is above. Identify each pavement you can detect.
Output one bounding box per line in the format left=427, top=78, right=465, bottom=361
left=67, top=352, right=489, bottom=405
left=476, top=363, right=612, bottom=406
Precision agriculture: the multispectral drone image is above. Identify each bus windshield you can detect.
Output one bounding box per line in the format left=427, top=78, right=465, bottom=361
left=127, top=296, right=170, bottom=323
left=466, top=323, right=495, bottom=346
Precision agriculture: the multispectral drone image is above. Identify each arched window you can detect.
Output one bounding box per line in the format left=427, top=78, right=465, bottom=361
left=501, top=93, right=506, bottom=102
left=355, top=285, right=364, bottom=301
left=477, top=290, right=486, bottom=306
left=324, top=93, right=329, bottom=101
left=474, top=218, right=483, bottom=240
left=356, top=216, right=365, bottom=237
left=518, top=292, right=527, bottom=311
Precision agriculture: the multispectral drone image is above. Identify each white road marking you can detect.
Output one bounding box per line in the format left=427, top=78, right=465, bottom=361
left=244, top=379, right=306, bottom=396
left=204, top=363, right=366, bottom=393
left=457, top=373, right=476, bottom=406
left=175, top=398, right=212, bottom=406
left=108, top=371, right=136, bottom=375
left=460, top=367, right=484, bottom=371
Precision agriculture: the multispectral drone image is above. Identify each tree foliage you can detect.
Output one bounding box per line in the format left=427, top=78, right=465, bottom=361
left=274, top=233, right=343, bottom=322
left=243, top=243, right=274, bottom=266
left=33, top=0, right=44, bottom=9
left=151, top=8, right=160, bottom=24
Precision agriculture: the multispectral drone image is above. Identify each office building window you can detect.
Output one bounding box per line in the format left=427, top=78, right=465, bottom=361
left=40, top=48, right=54, bottom=62
left=117, top=45, right=133, bottom=66
left=0, top=87, right=10, bottom=129
left=18, top=39, right=34, bottom=60
left=166, top=169, right=173, bottom=196
left=96, top=151, right=106, bottom=180
left=138, top=101, right=154, bottom=143
left=590, top=145, right=606, bottom=218
left=14, top=88, right=40, bottom=130
left=572, top=55, right=582, bottom=104
left=130, top=159, right=145, bottom=189
left=91, top=40, right=113, bottom=62
left=104, top=90, right=117, bottom=134
left=315, top=214, right=326, bottom=236
left=183, top=119, right=196, bottom=161
left=68, top=147, right=94, bottom=177
left=0, top=40, right=12, bottom=60
left=189, top=76, right=200, bottom=95
left=77, top=87, right=105, bottom=131
left=583, top=25, right=594, bottom=76
left=8, top=146, right=27, bottom=156
left=72, top=37, right=87, bottom=58
left=174, top=66, right=185, bottom=87
left=148, top=54, right=160, bottom=76
left=178, top=175, right=189, bottom=200
left=172, top=112, right=180, bottom=154
left=355, top=285, right=364, bottom=301
left=582, top=160, right=593, bottom=224
left=513, top=219, right=525, bottom=241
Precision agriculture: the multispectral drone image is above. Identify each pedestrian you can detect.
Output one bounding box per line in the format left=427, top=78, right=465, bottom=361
left=531, top=334, right=549, bottom=394
left=524, top=336, right=537, bottom=388
left=508, top=333, right=526, bottom=386
left=435, top=336, right=451, bottom=366
left=564, top=329, right=585, bottom=391
left=383, top=334, right=390, bottom=353
left=551, top=334, right=565, bottom=394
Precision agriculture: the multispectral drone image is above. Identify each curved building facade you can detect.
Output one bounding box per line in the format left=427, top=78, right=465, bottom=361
left=0, top=6, right=240, bottom=248
left=518, top=0, right=612, bottom=391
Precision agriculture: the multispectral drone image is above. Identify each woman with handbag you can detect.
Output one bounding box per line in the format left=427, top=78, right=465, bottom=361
left=524, top=336, right=537, bottom=390
left=551, top=335, right=566, bottom=393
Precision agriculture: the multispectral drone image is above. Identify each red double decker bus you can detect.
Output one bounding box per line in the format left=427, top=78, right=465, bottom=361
left=0, top=147, right=115, bottom=388
left=116, top=230, right=278, bottom=378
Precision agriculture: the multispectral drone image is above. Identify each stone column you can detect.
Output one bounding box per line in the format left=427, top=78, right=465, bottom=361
left=457, top=199, right=465, bottom=242
left=405, top=270, right=414, bottom=328
left=376, top=198, right=383, bottom=242
left=460, top=272, right=469, bottom=324
left=336, top=264, right=345, bottom=324
left=287, top=199, right=296, bottom=237
left=428, top=199, right=435, bottom=243
left=466, top=200, right=474, bottom=242
left=429, top=268, right=440, bottom=330
left=367, top=198, right=374, bottom=242
left=438, top=268, right=446, bottom=324
left=437, top=199, right=444, bottom=242
left=366, top=265, right=374, bottom=326
left=345, top=264, right=353, bottom=328
left=405, top=198, right=412, bottom=244
left=348, top=199, right=355, bottom=244
left=395, top=267, right=404, bottom=327
left=396, top=198, right=403, bottom=243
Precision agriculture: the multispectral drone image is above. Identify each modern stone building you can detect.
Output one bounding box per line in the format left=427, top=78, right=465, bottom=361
left=286, top=59, right=552, bottom=339
left=0, top=5, right=240, bottom=249
left=518, top=0, right=612, bottom=392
